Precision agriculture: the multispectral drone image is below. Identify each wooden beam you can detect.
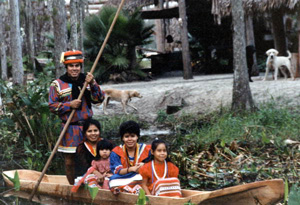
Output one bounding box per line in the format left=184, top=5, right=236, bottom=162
left=88, top=0, right=107, bottom=4
left=141, top=7, right=179, bottom=19
left=136, top=46, right=164, bottom=54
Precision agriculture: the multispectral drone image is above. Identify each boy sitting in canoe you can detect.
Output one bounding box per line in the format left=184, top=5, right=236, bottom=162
left=139, top=139, right=182, bottom=197
left=109, top=120, right=151, bottom=194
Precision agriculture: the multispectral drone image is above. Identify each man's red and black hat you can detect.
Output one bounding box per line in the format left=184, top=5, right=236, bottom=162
left=60, top=50, right=84, bottom=64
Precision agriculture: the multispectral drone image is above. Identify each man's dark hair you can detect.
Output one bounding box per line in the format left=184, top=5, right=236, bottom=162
left=65, top=63, right=82, bottom=69
left=119, top=120, right=140, bottom=140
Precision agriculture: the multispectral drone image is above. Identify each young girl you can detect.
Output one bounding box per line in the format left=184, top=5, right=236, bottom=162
left=72, top=139, right=114, bottom=192
left=139, top=139, right=182, bottom=197
left=91, top=139, right=114, bottom=189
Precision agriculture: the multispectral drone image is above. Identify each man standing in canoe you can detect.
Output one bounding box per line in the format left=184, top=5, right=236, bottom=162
left=49, top=50, right=104, bottom=184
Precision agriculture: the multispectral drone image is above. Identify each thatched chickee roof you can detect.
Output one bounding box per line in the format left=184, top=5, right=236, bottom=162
left=212, top=0, right=299, bottom=24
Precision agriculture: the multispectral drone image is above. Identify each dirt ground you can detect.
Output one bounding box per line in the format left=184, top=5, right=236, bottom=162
left=93, top=73, right=300, bottom=123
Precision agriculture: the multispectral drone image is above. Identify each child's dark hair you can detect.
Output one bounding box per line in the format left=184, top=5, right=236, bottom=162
left=119, top=120, right=140, bottom=140
left=143, top=139, right=171, bottom=163
left=95, top=139, right=114, bottom=160
left=83, top=118, right=101, bottom=136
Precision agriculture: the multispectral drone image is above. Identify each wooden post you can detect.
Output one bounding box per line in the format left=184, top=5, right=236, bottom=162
left=245, top=14, right=259, bottom=76
left=156, top=0, right=165, bottom=53
left=178, top=0, right=192, bottom=79
left=271, top=9, right=288, bottom=56
left=291, top=53, right=299, bottom=77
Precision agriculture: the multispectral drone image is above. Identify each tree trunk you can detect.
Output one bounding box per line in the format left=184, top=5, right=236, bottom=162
left=47, top=0, right=55, bottom=63
left=25, top=0, right=36, bottom=73
left=245, top=14, right=259, bottom=76
left=10, top=0, right=24, bottom=85
left=53, top=0, right=67, bottom=78
left=128, top=46, right=137, bottom=70
left=70, top=0, right=78, bottom=50
left=85, top=0, right=89, bottom=17
left=155, top=0, right=165, bottom=53
left=231, top=0, right=255, bottom=112
left=178, top=0, right=192, bottom=79
left=271, top=9, right=288, bottom=56
left=47, top=0, right=54, bottom=36
left=78, top=0, right=84, bottom=52
left=297, top=11, right=300, bottom=77
left=0, top=1, right=8, bottom=81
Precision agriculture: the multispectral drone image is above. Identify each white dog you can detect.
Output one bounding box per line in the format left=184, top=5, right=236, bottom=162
left=264, top=49, right=294, bottom=81
left=102, top=89, right=142, bottom=115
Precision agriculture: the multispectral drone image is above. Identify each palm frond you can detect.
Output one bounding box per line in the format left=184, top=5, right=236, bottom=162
left=83, top=5, right=154, bottom=81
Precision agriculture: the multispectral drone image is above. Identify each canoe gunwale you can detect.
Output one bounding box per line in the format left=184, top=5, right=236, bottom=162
left=2, top=169, right=284, bottom=205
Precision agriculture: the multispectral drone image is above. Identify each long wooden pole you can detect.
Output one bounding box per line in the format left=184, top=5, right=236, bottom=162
left=29, top=0, right=126, bottom=200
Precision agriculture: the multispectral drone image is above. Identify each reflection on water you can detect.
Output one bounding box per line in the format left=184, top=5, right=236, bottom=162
left=140, top=129, right=171, bottom=136
left=140, top=129, right=173, bottom=144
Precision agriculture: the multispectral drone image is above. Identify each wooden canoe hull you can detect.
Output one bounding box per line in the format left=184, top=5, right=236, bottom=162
left=2, top=169, right=284, bottom=205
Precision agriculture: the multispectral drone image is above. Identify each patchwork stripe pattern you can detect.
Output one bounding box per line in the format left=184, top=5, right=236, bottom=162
left=151, top=177, right=182, bottom=197
left=49, top=77, right=104, bottom=153
left=57, top=124, right=83, bottom=153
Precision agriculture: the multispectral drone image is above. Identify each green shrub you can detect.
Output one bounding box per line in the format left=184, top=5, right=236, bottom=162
left=167, top=102, right=300, bottom=190
left=0, top=73, right=62, bottom=171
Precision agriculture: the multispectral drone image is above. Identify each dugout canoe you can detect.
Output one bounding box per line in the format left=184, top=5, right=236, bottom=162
left=3, top=169, right=284, bottom=205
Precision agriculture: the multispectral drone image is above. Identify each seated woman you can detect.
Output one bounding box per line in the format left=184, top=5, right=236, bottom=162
left=109, top=120, right=151, bottom=194
left=72, top=118, right=103, bottom=192
left=139, top=139, right=182, bottom=197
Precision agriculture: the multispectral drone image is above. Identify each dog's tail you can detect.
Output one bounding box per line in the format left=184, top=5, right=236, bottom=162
left=287, top=50, right=291, bottom=59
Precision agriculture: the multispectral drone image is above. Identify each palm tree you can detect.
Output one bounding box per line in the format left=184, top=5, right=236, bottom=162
left=83, top=6, right=154, bottom=82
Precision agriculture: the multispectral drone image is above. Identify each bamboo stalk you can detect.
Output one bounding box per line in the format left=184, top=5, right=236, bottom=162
left=20, top=109, right=35, bottom=139
left=28, top=0, right=126, bottom=200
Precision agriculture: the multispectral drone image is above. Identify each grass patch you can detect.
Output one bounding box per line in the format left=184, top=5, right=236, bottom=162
left=169, top=101, right=300, bottom=148
left=164, top=102, right=300, bottom=192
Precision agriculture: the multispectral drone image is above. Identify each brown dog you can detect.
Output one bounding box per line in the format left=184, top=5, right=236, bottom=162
left=102, top=89, right=142, bottom=115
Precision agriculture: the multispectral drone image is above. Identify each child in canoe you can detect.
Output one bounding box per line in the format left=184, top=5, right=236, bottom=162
left=91, top=139, right=114, bottom=189
left=72, top=138, right=114, bottom=192
left=139, top=139, right=182, bottom=197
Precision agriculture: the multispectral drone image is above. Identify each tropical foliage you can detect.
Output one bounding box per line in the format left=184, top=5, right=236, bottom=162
left=2, top=171, right=20, bottom=191
left=83, top=6, right=154, bottom=82
left=0, top=72, right=63, bottom=172
left=136, top=189, right=149, bottom=205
